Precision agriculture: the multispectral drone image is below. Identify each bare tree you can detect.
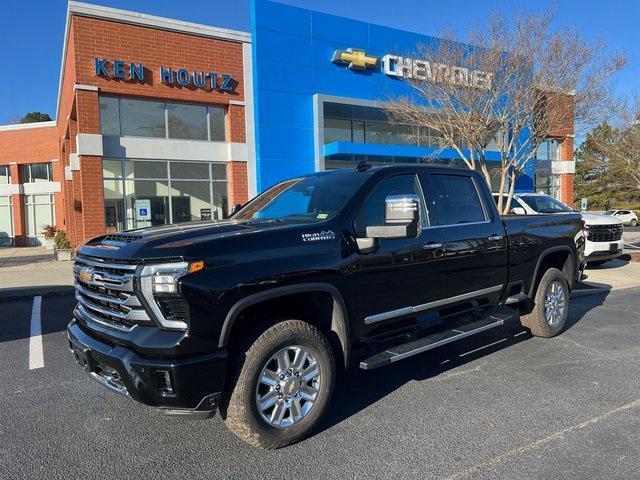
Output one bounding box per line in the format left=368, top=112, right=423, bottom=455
left=385, top=10, right=625, bottom=213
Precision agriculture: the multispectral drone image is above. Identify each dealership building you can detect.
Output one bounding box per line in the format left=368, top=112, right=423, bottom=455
left=0, top=0, right=575, bottom=247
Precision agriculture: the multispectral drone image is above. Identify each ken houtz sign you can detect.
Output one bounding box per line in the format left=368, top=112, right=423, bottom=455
left=332, top=48, right=493, bottom=91
left=94, top=58, right=235, bottom=92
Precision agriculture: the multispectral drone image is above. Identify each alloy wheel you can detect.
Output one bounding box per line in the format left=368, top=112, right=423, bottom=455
left=544, top=280, right=566, bottom=327
left=255, top=345, right=321, bottom=428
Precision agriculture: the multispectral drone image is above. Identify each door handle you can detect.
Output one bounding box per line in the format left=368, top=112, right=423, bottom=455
left=422, top=242, right=443, bottom=250
left=488, top=235, right=504, bottom=241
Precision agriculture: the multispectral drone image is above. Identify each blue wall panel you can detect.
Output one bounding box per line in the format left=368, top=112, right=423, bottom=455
left=251, top=0, right=537, bottom=194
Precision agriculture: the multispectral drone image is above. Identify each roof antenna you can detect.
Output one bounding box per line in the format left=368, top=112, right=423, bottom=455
left=355, top=160, right=371, bottom=172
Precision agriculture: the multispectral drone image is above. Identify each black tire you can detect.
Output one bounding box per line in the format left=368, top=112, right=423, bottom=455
left=520, top=268, right=569, bottom=338
left=220, top=319, right=335, bottom=449
left=630, top=219, right=637, bottom=227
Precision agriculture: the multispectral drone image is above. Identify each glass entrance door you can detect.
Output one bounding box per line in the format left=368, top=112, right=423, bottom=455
left=25, top=194, right=54, bottom=246
left=0, top=196, right=13, bottom=246
left=103, top=159, right=229, bottom=232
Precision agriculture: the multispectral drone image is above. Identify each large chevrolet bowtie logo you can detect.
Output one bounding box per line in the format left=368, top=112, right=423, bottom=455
left=332, top=48, right=379, bottom=70
left=79, top=267, right=94, bottom=284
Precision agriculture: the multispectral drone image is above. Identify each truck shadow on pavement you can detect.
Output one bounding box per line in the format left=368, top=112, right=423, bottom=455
left=0, top=292, right=76, bottom=343
left=315, top=290, right=611, bottom=436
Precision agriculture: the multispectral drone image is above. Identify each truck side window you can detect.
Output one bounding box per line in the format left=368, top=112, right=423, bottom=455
left=354, top=174, right=428, bottom=237
left=432, top=174, right=487, bottom=225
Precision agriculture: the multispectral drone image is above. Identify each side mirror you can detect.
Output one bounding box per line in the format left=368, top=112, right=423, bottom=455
left=231, top=203, right=243, bottom=215
left=365, top=194, right=420, bottom=240
left=511, top=207, right=526, bottom=215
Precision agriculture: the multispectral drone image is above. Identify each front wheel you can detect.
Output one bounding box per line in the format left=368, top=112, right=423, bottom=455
left=220, top=319, right=335, bottom=449
left=520, top=268, right=569, bottom=338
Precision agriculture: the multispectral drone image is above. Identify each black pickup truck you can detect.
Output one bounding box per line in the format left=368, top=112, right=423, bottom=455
left=67, top=164, right=585, bottom=448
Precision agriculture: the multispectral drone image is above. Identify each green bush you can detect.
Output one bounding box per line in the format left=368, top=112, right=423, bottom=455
left=54, top=231, right=71, bottom=250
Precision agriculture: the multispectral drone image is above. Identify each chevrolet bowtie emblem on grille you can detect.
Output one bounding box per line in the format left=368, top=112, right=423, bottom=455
left=79, top=267, right=94, bottom=284
left=332, top=48, right=379, bottom=70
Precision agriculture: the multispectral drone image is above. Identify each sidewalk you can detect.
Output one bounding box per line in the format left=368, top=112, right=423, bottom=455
left=0, top=247, right=74, bottom=298
left=574, top=256, right=640, bottom=296
left=624, top=229, right=640, bottom=252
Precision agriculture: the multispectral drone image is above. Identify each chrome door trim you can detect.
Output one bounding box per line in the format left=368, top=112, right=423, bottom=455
left=364, top=284, right=504, bottom=324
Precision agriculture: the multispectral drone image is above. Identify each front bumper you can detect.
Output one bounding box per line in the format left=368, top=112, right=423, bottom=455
left=585, top=239, right=624, bottom=262
left=67, top=319, right=227, bottom=414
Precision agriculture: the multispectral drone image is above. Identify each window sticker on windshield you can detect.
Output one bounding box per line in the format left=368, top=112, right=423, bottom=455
left=301, top=230, right=336, bottom=242
left=317, top=213, right=328, bottom=219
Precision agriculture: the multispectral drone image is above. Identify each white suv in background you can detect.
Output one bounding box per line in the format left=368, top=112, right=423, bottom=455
left=604, top=209, right=638, bottom=227
left=493, top=192, right=624, bottom=265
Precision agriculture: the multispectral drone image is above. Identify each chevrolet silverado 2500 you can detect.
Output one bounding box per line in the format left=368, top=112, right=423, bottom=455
left=68, top=165, right=585, bottom=448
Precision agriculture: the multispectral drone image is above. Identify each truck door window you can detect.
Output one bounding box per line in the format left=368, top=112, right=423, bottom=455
left=432, top=174, right=487, bottom=225
left=354, top=174, right=428, bottom=237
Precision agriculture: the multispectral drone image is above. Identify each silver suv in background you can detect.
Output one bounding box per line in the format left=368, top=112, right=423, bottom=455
left=493, top=192, right=624, bottom=265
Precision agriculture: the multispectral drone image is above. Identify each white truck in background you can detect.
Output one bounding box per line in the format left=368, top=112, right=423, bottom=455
left=494, top=192, right=624, bottom=266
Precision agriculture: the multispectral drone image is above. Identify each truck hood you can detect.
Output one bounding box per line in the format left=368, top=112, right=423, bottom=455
left=579, top=212, right=623, bottom=226
left=78, top=218, right=325, bottom=261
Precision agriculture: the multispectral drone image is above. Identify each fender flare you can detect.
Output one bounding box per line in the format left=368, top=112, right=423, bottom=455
left=528, top=245, right=575, bottom=298
left=218, top=283, right=351, bottom=367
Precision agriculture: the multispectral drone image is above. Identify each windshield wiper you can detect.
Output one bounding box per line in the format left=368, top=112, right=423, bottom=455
left=244, top=218, right=287, bottom=225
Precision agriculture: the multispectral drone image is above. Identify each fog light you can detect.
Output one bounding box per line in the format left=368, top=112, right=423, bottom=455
left=154, top=369, right=174, bottom=396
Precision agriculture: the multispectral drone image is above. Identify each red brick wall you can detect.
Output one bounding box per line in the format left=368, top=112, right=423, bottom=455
left=0, top=126, right=58, bottom=165
left=559, top=136, right=574, bottom=206
left=227, top=161, right=248, bottom=207
left=71, top=16, right=245, bottom=104
left=78, top=155, right=106, bottom=240
left=228, top=104, right=246, bottom=143
left=75, top=90, right=100, bottom=134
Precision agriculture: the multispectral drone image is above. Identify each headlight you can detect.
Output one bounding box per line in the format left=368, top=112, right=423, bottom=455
left=139, top=261, right=203, bottom=330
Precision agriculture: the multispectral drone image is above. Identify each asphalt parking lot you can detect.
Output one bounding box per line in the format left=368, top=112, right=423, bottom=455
left=2, top=289, right=640, bottom=480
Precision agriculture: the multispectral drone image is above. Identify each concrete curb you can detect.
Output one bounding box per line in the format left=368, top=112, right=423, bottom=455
left=0, top=285, right=75, bottom=299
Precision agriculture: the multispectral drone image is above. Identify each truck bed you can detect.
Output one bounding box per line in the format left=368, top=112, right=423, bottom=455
left=501, top=213, right=584, bottom=296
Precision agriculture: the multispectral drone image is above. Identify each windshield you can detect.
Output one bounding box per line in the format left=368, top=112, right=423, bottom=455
left=603, top=210, right=616, bottom=215
left=234, top=173, right=366, bottom=223
left=519, top=195, right=574, bottom=214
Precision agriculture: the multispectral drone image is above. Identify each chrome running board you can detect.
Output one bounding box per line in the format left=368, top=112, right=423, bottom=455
left=359, top=311, right=513, bottom=370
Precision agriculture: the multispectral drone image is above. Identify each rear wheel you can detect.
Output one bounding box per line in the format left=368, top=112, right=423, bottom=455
left=520, top=268, right=569, bottom=338
left=630, top=219, right=637, bottom=227
left=220, top=319, right=335, bottom=449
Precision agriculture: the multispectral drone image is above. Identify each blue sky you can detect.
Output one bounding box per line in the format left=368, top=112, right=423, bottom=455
left=1, top=0, right=638, bottom=126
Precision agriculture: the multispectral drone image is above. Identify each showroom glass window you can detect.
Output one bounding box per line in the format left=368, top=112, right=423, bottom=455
left=99, top=97, right=227, bottom=141
left=103, top=159, right=228, bottom=231
left=0, top=165, right=10, bottom=184
left=21, top=163, right=53, bottom=183
left=536, top=139, right=560, bottom=197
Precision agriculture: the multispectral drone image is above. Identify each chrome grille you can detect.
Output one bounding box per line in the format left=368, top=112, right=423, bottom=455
left=73, top=256, right=152, bottom=330
left=586, top=224, right=623, bottom=242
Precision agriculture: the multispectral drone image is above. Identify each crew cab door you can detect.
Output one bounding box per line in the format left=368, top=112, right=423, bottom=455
left=349, top=173, right=447, bottom=336
left=425, top=172, right=508, bottom=307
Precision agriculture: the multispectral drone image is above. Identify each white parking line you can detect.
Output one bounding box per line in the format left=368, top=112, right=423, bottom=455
left=29, top=296, right=44, bottom=370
